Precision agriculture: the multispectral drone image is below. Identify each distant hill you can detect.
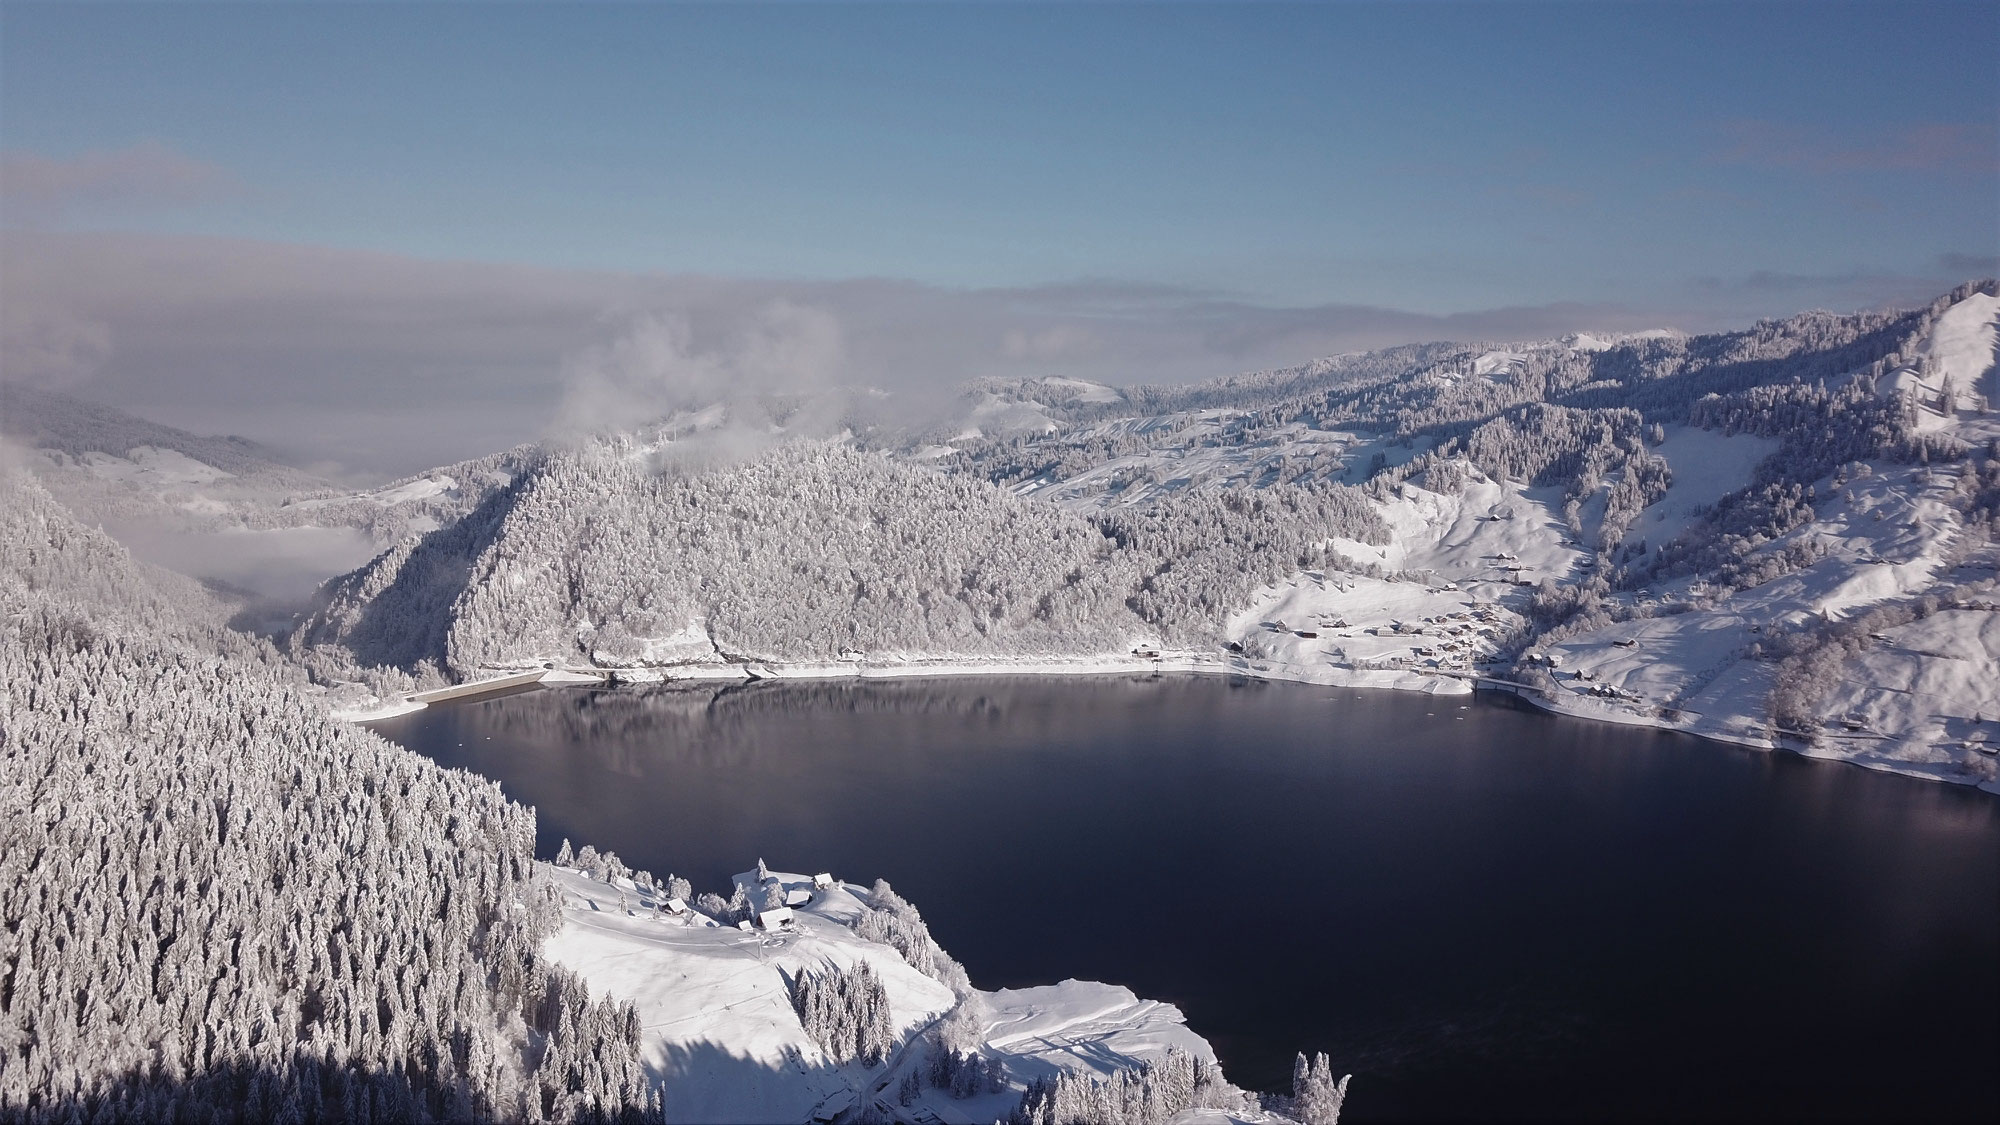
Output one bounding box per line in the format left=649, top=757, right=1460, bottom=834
left=0, top=383, right=314, bottom=481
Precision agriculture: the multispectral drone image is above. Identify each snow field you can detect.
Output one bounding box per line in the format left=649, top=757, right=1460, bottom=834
left=540, top=865, right=1233, bottom=1124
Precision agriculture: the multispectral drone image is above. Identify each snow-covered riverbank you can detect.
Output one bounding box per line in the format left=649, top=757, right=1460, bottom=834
left=338, top=641, right=2000, bottom=793
left=594, top=650, right=1472, bottom=695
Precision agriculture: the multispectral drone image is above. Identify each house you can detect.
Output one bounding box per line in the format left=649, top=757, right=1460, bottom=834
left=785, top=889, right=812, bottom=908
left=662, top=897, right=689, bottom=916
left=813, top=872, right=835, bottom=889
left=756, top=907, right=795, bottom=931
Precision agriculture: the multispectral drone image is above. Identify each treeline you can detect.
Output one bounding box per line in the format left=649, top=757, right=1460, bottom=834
left=788, top=961, right=895, bottom=1067
left=1007, top=1047, right=1263, bottom=1125
left=1103, top=484, right=1389, bottom=639
left=0, top=473, right=663, bottom=1123
left=296, top=440, right=1398, bottom=676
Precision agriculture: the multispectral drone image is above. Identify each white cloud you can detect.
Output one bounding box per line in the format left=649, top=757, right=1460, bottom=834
left=6, top=228, right=1954, bottom=478
left=0, top=302, right=112, bottom=387
left=553, top=302, right=845, bottom=440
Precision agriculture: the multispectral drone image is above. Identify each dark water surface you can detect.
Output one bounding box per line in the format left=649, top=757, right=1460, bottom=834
left=372, top=676, right=1999, bottom=1122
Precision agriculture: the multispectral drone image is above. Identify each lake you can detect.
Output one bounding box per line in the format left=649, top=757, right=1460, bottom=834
left=371, top=675, right=1999, bottom=1122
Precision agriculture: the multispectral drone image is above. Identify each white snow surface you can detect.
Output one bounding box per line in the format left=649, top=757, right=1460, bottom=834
left=1038, top=377, right=1124, bottom=403
left=1006, top=413, right=1426, bottom=511
left=1881, top=291, right=2000, bottom=435
left=540, top=865, right=1234, bottom=1125
left=1922, top=291, right=2000, bottom=403
left=75, top=446, right=235, bottom=486
left=1637, top=426, right=1780, bottom=549
left=1326, top=468, right=1587, bottom=587
left=1538, top=459, right=1998, bottom=787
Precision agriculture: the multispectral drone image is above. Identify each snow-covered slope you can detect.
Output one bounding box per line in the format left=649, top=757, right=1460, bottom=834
left=541, top=863, right=1267, bottom=1125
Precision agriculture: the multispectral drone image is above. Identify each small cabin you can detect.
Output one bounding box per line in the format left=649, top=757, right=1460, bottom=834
left=813, top=872, right=835, bottom=889
left=785, top=889, right=812, bottom=908
left=756, top=907, right=795, bottom=931
left=662, top=897, right=689, bottom=916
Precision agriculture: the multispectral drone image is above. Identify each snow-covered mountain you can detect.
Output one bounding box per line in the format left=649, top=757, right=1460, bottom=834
left=3, top=385, right=535, bottom=609
left=294, top=281, right=2000, bottom=789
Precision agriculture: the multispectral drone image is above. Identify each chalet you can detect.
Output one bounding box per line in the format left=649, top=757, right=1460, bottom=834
left=785, top=889, right=812, bottom=908
left=756, top=907, right=795, bottom=931
left=813, top=872, right=835, bottom=889
left=662, top=897, right=689, bottom=916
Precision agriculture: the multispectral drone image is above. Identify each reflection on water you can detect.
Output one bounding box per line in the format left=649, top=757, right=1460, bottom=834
left=373, top=676, right=2000, bottom=1122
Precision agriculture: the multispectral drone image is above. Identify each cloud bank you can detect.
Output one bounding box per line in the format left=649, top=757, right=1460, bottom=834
left=1, top=229, right=1977, bottom=479
left=1, top=141, right=238, bottom=222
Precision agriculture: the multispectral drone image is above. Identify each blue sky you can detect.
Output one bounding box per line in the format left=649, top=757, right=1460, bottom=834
left=2, top=2, right=1996, bottom=471
left=8, top=1, right=1994, bottom=308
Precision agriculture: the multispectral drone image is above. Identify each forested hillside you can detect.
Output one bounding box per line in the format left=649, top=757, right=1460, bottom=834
left=0, top=473, right=663, bottom=1122
left=293, top=440, right=1388, bottom=677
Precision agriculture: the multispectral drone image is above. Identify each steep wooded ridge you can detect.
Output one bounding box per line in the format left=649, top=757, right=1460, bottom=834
left=293, top=440, right=1389, bottom=675
left=292, top=281, right=2000, bottom=787
left=0, top=474, right=662, bottom=1122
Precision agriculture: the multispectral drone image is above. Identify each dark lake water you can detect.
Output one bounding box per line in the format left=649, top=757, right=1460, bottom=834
left=372, top=675, right=1999, bottom=1122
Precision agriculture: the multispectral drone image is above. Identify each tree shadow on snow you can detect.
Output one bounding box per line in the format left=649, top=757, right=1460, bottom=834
left=655, top=1037, right=858, bottom=1125
left=8, top=1054, right=459, bottom=1125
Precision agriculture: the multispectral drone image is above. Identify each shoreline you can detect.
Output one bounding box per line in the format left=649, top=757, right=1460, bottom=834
left=339, top=652, right=1998, bottom=794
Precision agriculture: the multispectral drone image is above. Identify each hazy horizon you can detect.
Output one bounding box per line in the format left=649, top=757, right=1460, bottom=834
left=3, top=1, right=1995, bottom=476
